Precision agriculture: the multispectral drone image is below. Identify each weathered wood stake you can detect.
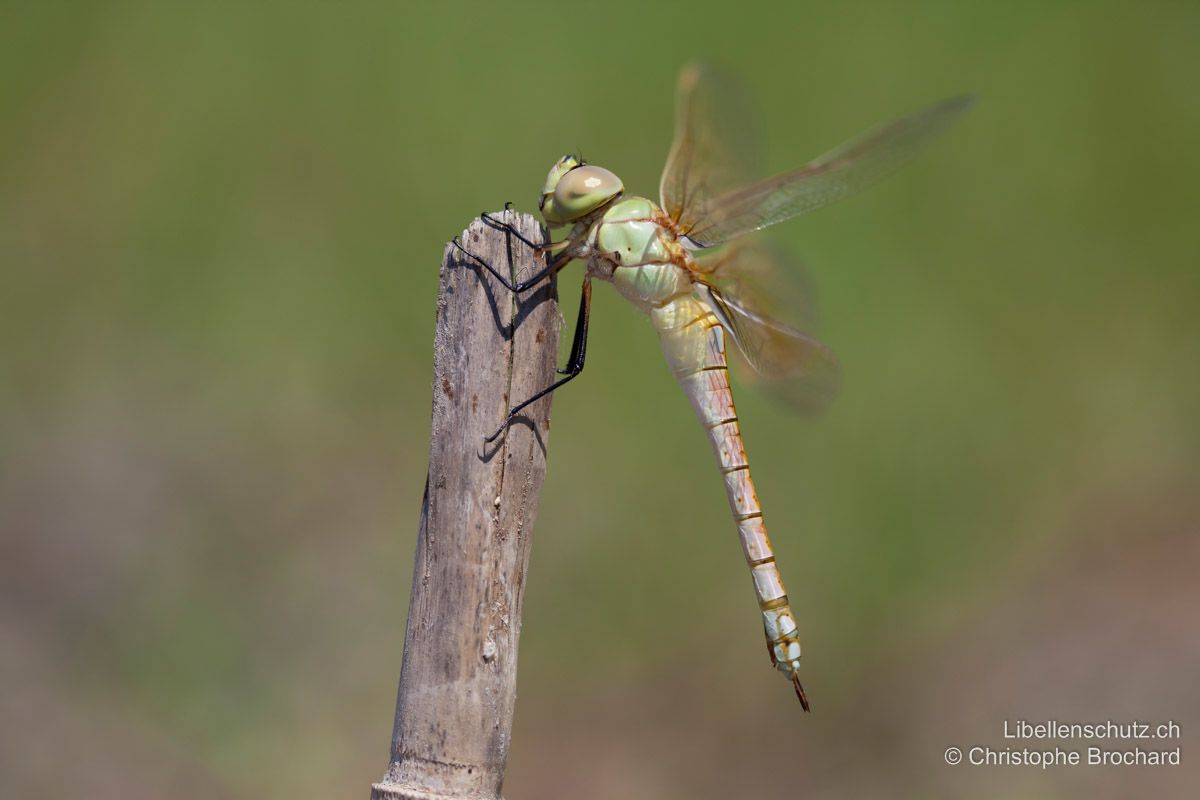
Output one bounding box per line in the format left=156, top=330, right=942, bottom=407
left=372, top=211, right=562, bottom=800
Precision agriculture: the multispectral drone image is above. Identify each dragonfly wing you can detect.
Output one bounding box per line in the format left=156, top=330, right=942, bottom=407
left=694, top=237, right=819, bottom=331
left=660, top=62, right=763, bottom=241
left=694, top=240, right=839, bottom=412
left=677, top=92, right=975, bottom=248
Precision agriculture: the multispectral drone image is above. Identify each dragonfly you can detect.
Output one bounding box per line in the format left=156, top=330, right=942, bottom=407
left=454, top=63, right=972, bottom=710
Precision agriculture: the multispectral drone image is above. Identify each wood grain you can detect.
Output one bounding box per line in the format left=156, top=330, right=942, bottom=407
left=372, top=211, right=562, bottom=800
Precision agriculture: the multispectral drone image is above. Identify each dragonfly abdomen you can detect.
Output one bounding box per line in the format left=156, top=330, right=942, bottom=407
left=652, top=294, right=809, bottom=707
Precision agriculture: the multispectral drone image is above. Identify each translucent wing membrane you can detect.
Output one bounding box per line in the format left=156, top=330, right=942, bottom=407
left=660, top=62, right=763, bottom=238
left=695, top=240, right=839, bottom=412
left=661, top=65, right=974, bottom=248
left=694, top=238, right=818, bottom=331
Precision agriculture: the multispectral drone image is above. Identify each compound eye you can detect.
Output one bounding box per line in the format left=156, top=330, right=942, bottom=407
left=553, top=165, right=623, bottom=220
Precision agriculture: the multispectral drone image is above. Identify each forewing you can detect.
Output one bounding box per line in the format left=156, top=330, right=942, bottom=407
left=683, top=93, right=975, bottom=247
left=660, top=62, right=763, bottom=236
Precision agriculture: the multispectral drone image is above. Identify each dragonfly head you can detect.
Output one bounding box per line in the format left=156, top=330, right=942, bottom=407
left=539, top=155, right=623, bottom=226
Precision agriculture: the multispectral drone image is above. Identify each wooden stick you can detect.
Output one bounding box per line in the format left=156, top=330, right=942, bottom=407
left=372, top=211, right=562, bottom=800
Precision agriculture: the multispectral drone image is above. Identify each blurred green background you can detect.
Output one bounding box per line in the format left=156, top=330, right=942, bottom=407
left=2, top=2, right=1198, bottom=798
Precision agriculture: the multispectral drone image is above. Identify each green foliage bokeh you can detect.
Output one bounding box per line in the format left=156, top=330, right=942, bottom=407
left=2, top=3, right=1197, bottom=798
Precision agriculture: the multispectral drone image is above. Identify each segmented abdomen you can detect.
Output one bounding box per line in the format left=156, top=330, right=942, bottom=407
left=650, top=295, right=792, bottom=620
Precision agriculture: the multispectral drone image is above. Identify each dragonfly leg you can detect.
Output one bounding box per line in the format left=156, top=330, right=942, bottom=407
left=480, top=207, right=544, bottom=252
left=451, top=235, right=571, bottom=294
left=484, top=277, right=591, bottom=443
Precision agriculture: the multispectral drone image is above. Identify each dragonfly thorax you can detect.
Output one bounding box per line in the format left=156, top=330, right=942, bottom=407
left=590, top=196, right=694, bottom=310
left=539, top=155, right=624, bottom=226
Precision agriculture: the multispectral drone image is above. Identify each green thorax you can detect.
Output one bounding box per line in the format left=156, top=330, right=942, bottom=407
left=591, top=196, right=692, bottom=311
